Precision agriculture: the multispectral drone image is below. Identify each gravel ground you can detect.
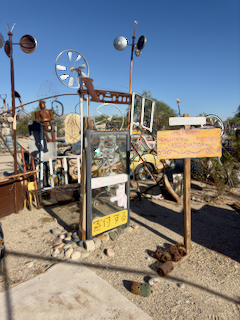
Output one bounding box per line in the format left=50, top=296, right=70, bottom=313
left=0, top=181, right=240, bottom=320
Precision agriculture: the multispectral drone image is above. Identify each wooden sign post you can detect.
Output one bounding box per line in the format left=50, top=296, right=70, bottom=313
left=157, top=114, right=222, bottom=251
left=183, top=114, right=191, bottom=251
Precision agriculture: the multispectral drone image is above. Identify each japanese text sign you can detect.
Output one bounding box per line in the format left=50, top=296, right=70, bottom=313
left=157, top=128, right=222, bottom=159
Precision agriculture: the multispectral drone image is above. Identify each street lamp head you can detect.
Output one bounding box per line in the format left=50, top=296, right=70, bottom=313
left=113, top=36, right=128, bottom=51
left=19, top=35, right=37, bottom=53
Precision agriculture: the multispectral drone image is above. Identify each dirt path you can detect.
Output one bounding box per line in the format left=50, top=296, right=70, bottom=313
left=0, top=181, right=240, bottom=320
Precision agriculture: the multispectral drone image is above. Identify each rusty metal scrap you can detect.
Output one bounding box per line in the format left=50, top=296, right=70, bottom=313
left=169, top=245, right=181, bottom=262
left=176, top=243, right=187, bottom=256
left=157, top=261, right=174, bottom=277
left=131, top=281, right=152, bottom=297
left=155, top=248, right=172, bottom=262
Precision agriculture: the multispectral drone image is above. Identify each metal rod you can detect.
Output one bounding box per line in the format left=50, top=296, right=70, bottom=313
left=128, top=21, right=138, bottom=129
left=40, top=124, right=44, bottom=188
left=8, top=31, right=17, bottom=175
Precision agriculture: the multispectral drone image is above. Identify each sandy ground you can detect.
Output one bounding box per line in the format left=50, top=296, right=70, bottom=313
left=0, top=179, right=240, bottom=320
left=0, top=137, right=240, bottom=319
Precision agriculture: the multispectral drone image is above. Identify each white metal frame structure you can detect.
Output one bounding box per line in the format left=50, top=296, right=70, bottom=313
left=130, top=92, right=155, bottom=135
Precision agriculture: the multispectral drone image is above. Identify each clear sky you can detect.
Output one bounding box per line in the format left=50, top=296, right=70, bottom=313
left=0, top=0, right=239, bottom=121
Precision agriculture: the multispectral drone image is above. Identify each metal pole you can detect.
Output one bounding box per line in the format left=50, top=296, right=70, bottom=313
left=8, top=31, right=18, bottom=175
left=128, top=21, right=138, bottom=129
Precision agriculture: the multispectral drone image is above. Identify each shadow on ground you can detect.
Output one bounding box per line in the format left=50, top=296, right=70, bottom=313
left=131, top=195, right=240, bottom=263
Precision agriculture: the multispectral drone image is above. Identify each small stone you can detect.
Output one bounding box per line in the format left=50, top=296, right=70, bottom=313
left=72, top=242, right=78, bottom=248
left=58, top=251, right=65, bottom=259
left=81, top=252, right=90, bottom=258
left=117, top=228, right=124, bottom=236
left=54, top=248, right=60, bottom=254
left=71, top=251, right=81, bottom=260
left=177, top=283, right=186, bottom=289
left=50, top=228, right=62, bottom=235
left=98, top=234, right=106, bottom=242
left=148, top=277, right=161, bottom=287
left=93, top=238, right=101, bottom=249
left=64, top=240, right=73, bottom=245
left=53, top=243, right=64, bottom=250
left=72, top=237, right=80, bottom=242
left=72, top=232, right=80, bottom=241
left=76, top=240, right=84, bottom=247
left=104, top=233, right=110, bottom=241
left=59, top=234, right=66, bottom=240
left=109, top=231, right=119, bottom=241
left=126, top=226, right=133, bottom=233
left=25, top=261, right=34, bottom=269
left=51, top=251, right=58, bottom=258
left=72, top=231, right=78, bottom=238
left=67, top=232, right=72, bottom=238
left=58, top=247, right=63, bottom=252
left=104, top=248, right=115, bottom=257
left=84, top=240, right=95, bottom=251
left=63, top=244, right=72, bottom=250
left=65, top=247, right=74, bottom=259
left=122, top=227, right=128, bottom=233
left=132, top=225, right=139, bottom=230
left=64, top=237, right=72, bottom=241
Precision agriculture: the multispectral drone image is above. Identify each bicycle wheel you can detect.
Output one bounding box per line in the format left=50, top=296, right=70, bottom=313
left=55, top=49, right=89, bottom=89
left=94, top=103, right=124, bottom=131
left=51, top=100, right=64, bottom=116
left=135, top=163, right=154, bottom=180
left=205, top=114, right=224, bottom=136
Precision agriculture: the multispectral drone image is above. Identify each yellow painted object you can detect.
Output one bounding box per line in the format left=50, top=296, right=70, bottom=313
left=130, top=153, right=167, bottom=172
left=92, top=209, right=128, bottom=236
left=28, top=181, right=35, bottom=191
left=24, top=181, right=35, bottom=208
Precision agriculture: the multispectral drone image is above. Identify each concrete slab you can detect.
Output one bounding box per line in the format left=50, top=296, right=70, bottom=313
left=0, top=261, right=152, bottom=320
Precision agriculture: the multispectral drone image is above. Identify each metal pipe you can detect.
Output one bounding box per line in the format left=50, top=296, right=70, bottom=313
left=8, top=31, right=18, bottom=175
left=128, top=21, right=138, bottom=129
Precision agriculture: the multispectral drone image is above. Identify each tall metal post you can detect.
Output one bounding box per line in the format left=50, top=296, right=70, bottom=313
left=128, top=21, right=138, bottom=129
left=8, top=31, right=18, bottom=175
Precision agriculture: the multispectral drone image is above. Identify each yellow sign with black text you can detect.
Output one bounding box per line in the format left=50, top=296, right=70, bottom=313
left=92, top=210, right=128, bottom=236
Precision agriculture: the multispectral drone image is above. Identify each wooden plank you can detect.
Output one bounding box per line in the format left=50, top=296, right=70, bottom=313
left=0, top=170, right=40, bottom=181
left=183, top=114, right=191, bottom=252
left=169, top=116, right=206, bottom=126
left=157, top=128, right=222, bottom=159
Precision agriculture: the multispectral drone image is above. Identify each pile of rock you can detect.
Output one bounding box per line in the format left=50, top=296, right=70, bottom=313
left=50, top=225, right=138, bottom=261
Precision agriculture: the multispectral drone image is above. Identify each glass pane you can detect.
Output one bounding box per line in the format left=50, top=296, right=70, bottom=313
left=92, top=182, right=128, bottom=219
left=89, top=132, right=129, bottom=235
left=132, top=94, right=142, bottom=127
left=91, top=134, right=127, bottom=178
left=143, top=98, right=152, bottom=129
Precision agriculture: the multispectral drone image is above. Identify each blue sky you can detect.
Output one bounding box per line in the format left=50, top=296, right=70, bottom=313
left=0, top=0, right=239, bottom=121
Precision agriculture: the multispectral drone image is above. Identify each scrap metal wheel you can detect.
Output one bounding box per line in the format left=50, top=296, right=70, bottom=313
left=55, top=49, right=89, bottom=88
left=94, top=103, right=124, bottom=131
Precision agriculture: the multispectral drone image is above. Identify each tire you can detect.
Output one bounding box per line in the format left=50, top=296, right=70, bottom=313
left=134, top=163, right=154, bottom=181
